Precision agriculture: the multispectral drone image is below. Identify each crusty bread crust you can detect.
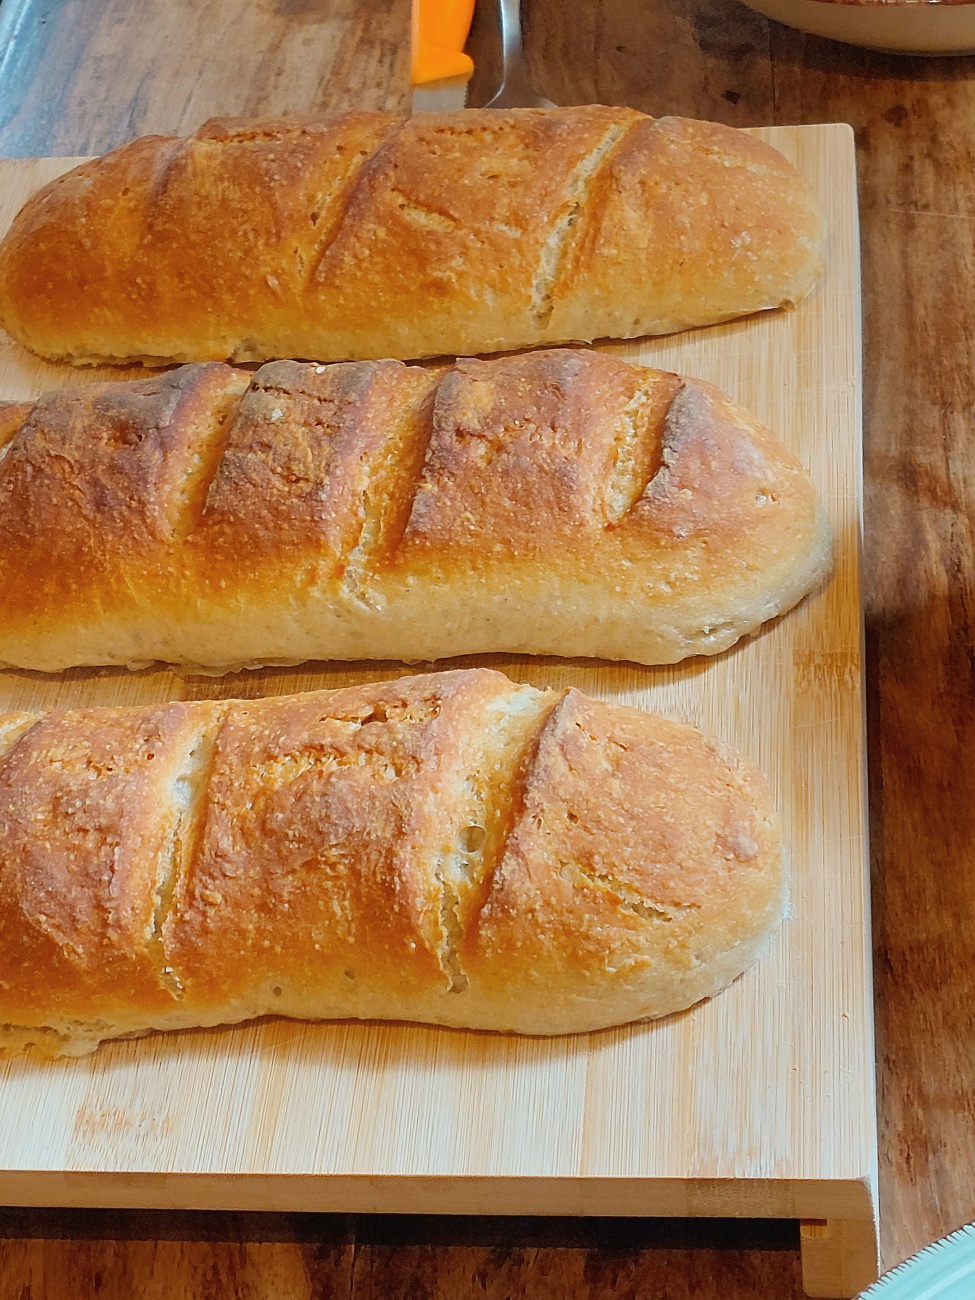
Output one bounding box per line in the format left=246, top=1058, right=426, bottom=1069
left=0, top=350, right=832, bottom=673
left=0, top=670, right=784, bottom=1056
left=0, top=109, right=827, bottom=366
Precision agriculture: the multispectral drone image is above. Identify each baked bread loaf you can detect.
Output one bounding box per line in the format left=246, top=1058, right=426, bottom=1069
left=0, top=349, right=832, bottom=673
left=0, top=108, right=827, bottom=366
left=0, top=668, right=784, bottom=1057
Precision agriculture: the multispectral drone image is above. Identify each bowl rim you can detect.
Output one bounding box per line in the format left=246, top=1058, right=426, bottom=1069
left=792, top=0, right=975, bottom=9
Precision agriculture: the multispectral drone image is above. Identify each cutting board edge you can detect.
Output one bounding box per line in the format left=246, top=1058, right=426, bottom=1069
left=0, top=1170, right=876, bottom=1220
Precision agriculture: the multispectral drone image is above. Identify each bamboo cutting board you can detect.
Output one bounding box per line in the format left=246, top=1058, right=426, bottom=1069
left=0, top=125, right=876, bottom=1298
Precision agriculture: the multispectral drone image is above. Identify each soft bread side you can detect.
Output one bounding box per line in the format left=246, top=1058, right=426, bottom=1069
left=0, top=669, right=784, bottom=1057
left=0, top=350, right=832, bottom=673
left=0, top=109, right=827, bottom=366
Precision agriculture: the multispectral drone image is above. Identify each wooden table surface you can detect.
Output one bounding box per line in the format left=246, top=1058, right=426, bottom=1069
left=0, top=0, right=971, bottom=1295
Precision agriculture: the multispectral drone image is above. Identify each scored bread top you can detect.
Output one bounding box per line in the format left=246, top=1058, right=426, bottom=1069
left=0, top=670, right=784, bottom=1055
left=166, top=670, right=543, bottom=1017
left=0, top=701, right=217, bottom=1022
left=0, top=350, right=831, bottom=672
left=0, top=109, right=827, bottom=365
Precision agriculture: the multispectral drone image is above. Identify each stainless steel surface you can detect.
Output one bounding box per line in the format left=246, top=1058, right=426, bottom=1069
left=484, top=0, right=554, bottom=108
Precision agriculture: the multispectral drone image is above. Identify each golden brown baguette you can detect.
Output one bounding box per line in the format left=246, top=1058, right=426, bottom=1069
left=0, top=350, right=831, bottom=673
left=0, top=669, right=783, bottom=1057
left=0, top=109, right=827, bottom=366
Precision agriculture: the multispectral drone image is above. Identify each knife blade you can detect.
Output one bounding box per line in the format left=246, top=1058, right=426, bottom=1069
left=412, top=73, right=470, bottom=114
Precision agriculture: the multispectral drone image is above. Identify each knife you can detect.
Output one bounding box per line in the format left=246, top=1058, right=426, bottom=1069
left=411, top=0, right=475, bottom=113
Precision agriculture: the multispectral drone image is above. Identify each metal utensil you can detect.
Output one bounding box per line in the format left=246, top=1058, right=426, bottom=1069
left=483, top=0, right=554, bottom=109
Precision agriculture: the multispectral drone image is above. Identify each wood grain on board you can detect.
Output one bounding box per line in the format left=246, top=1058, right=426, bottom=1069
left=0, top=0, right=972, bottom=1295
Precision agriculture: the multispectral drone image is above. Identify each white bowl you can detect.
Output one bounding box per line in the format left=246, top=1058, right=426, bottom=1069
left=739, top=0, right=975, bottom=54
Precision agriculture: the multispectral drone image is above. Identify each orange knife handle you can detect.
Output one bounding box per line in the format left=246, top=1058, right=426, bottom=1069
left=411, top=0, right=476, bottom=85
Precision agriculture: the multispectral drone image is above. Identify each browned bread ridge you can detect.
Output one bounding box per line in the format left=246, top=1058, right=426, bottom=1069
left=0, top=669, right=784, bottom=1057
left=0, top=350, right=832, bottom=673
left=0, top=109, right=827, bottom=366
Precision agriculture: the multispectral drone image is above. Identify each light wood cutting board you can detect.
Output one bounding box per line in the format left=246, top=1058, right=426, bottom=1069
left=0, top=125, right=876, bottom=1299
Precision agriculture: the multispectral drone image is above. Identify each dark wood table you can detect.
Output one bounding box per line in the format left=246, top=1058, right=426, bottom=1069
left=1, top=0, right=973, bottom=1294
